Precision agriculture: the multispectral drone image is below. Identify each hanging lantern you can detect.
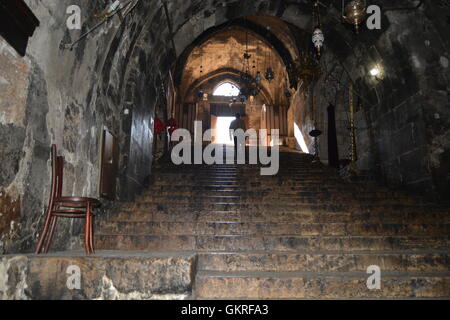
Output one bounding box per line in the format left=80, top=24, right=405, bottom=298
left=343, top=0, right=367, bottom=33
left=255, top=71, right=262, bottom=84
left=263, top=42, right=275, bottom=83
left=250, top=85, right=259, bottom=97
left=197, top=90, right=204, bottom=99
left=284, top=89, right=292, bottom=98
left=265, top=67, right=275, bottom=82
left=312, top=27, right=324, bottom=56
left=311, top=1, right=324, bottom=57
left=239, top=86, right=248, bottom=98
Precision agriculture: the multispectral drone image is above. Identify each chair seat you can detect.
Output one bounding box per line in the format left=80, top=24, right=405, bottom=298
left=52, top=208, right=91, bottom=218
left=54, top=197, right=100, bottom=208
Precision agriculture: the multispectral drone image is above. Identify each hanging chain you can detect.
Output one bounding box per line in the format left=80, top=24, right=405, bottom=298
left=349, top=83, right=358, bottom=167
left=316, top=1, right=322, bottom=27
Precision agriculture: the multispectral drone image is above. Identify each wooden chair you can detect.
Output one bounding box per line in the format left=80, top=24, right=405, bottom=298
left=36, top=144, right=100, bottom=254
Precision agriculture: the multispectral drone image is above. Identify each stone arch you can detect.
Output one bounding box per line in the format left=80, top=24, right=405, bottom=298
left=184, top=67, right=274, bottom=105
left=173, top=17, right=299, bottom=87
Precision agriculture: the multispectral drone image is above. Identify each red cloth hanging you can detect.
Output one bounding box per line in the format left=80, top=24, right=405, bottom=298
left=167, top=118, right=178, bottom=128
left=154, top=118, right=166, bottom=135
left=166, top=118, right=178, bottom=136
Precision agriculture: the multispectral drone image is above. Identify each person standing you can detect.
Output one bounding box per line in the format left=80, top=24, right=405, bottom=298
left=229, top=113, right=247, bottom=152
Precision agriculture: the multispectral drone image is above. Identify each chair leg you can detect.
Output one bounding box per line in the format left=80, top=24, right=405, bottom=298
left=44, top=216, right=58, bottom=254
left=89, top=212, right=95, bottom=254
left=84, top=210, right=91, bottom=254
left=35, top=205, right=54, bottom=254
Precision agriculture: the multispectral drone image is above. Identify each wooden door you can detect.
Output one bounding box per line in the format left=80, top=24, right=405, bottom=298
left=100, top=128, right=119, bottom=200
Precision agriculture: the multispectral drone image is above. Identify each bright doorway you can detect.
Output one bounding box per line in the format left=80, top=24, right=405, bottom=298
left=213, top=116, right=235, bottom=145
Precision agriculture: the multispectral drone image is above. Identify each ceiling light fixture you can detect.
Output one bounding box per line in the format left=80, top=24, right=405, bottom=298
left=370, top=68, right=379, bottom=76
left=342, top=0, right=367, bottom=33
left=369, top=65, right=384, bottom=80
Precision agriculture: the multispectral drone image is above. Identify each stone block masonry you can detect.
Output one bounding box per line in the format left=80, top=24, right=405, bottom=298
left=0, top=252, right=196, bottom=300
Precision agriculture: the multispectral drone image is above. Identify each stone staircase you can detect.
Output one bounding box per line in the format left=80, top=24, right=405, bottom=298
left=92, top=147, right=450, bottom=299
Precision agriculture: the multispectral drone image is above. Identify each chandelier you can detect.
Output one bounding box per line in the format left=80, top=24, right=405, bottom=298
left=264, top=45, right=275, bottom=82
left=239, top=32, right=261, bottom=101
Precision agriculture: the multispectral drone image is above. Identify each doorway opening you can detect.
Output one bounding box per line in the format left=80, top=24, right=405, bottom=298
left=213, top=116, right=235, bottom=145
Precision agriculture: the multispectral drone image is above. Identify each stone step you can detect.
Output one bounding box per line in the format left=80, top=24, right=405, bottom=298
left=137, top=195, right=416, bottom=205
left=195, top=270, right=450, bottom=299
left=123, top=202, right=446, bottom=215
left=145, top=186, right=394, bottom=195
left=151, top=175, right=363, bottom=181
left=142, top=187, right=410, bottom=197
left=143, top=190, right=417, bottom=201
left=152, top=173, right=341, bottom=179
left=197, top=251, right=450, bottom=272
left=152, top=177, right=343, bottom=184
left=153, top=171, right=338, bottom=177
left=97, top=221, right=450, bottom=237
left=0, top=252, right=195, bottom=300
left=149, top=181, right=393, bottom=189
left=94, top=234, right=450, bottom=252
left=145, top=186, right=405, bottom=194
left=112, top=208, right=449, bottom=224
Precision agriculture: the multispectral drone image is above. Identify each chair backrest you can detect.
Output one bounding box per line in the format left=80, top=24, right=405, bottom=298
left=56, top=155, right=64, bottom=198
left=49, top=144, right=64, bottom=200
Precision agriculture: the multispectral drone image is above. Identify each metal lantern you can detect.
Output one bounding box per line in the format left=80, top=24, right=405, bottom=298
left=309, top=129, right=322, bottom=163
left=284, top=89, right=292, bottom=98
left=265, top=67, right=275, bottom=82
left=255, top=71, right=262, bottom=84
left=311, top=1, right=324, bottom=57
left=343, top=0, right=367, bottom=33
left=312, top=27, right=325, bottom=56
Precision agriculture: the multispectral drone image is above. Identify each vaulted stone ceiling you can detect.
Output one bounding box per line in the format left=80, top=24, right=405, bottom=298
left=180, top=27, right=288, bottom=103
left=178, top=15, right=302, bottom=105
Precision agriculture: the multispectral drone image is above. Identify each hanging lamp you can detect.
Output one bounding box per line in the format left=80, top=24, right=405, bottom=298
left=312, top=1, right=325, bottom=57
left=264, top=50, right=275, bottom=82
left=342, top=0, right=367, bottom=33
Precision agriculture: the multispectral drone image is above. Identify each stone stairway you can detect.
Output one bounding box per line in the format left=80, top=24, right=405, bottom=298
left=95, top=147, right=450, bottom=299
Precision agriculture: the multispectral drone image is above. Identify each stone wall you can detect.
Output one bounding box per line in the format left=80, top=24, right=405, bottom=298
left=286, top=1, right=449, bottom=201
left=0, top=0, right=174, bottom=254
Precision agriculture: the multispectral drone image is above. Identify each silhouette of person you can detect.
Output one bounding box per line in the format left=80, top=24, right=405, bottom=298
left=229, top=113, right=247, bottom=153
